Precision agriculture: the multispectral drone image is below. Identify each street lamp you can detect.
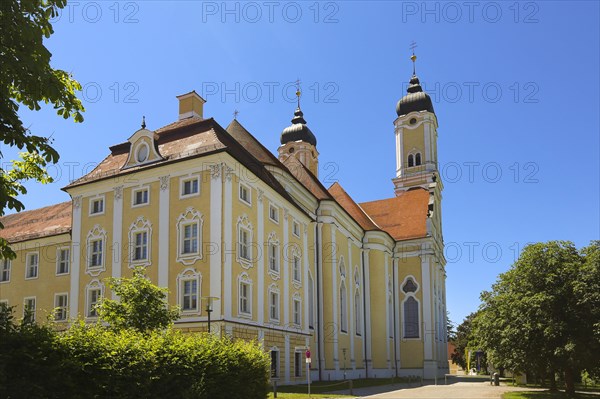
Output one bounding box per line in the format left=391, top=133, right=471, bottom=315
left=201, top=296, right=219, bottom=334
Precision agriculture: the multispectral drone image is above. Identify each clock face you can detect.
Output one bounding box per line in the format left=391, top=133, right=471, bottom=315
left=137, top=144, right=149, bottom=163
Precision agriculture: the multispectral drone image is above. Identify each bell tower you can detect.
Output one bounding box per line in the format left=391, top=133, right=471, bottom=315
left=392, top=52, right=439, bottom=195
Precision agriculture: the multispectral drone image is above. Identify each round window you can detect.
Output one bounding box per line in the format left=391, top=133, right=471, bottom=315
left=136, top=144, right=149, bottom=163
left=409, top=118, right=417, bottom=125
left=289, top=147, right=295, bottom=153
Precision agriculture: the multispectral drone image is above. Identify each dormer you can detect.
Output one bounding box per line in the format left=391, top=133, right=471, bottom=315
left=122, top=118, right=164, bottom=169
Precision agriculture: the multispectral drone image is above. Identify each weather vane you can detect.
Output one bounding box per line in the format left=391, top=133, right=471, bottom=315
left=295, top=78, right=301, bottom=108
left=409, top=41, right=418, bottom=75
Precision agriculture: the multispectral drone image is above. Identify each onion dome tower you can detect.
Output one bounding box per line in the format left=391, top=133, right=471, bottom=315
left=278, top=84, right=319, bottom=177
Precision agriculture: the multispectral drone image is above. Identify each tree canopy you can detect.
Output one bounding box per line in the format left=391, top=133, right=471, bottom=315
left=473, top=241, right=600, bottom=394
left=0, top=0, right=84, bottom=259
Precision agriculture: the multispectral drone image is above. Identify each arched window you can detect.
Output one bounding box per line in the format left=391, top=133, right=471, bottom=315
left=415, top=152, right=422, bottom=166
left=354, top=289, right=361, bottom=336
left=340, top=280, right=347, bottom=333
left=407, top=154, right=414, bottom=167
left=404, top=297, right=419, bottom=338
left=402, top=278, right=417, bottom=293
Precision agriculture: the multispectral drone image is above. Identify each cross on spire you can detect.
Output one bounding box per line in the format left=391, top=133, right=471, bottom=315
left=141, top=115, right=146, bottom=129
left=295, top=78, right=302, bottom=109
left=410, top=41, right=418, bottom=75
left=233, top=109, right=239, bottom=120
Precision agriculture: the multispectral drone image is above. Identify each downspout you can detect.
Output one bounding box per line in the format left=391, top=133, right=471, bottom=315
left=315, top=221, right=323, bottom=382
left=361, top=248, right=369, bottom=379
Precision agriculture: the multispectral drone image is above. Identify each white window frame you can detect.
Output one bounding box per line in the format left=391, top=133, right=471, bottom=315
left=268, top=203, right=279, bottom=224
left=131, top=186, right=150, bottom=208
left=292, top=220, right=300, bottom=237
left=177, top=268, right=202, bottom=315
left=176, top=208, right=204, bottom=265
left=179, top=175, right=200, bottom=199
left=266, top=232, right=280, bottom=279
left=268, top=284, right=280, bottom=323
left=238, top=273, right=252, bottom=318
left=85, top=281, right=103, bottom=319
left=128, top=217, right=152, bottom=267
left=56, top=247, right=70, bottom=275
left=0, top=259, right=11, bottom=283
left=54, top=293, right=69, bottom=322
left=270, top=348, right=280, bottom=379
left=135, top=141, right=150, bottom=164
left=401, top=275, right=421, bottom=340
left=239, top=182, right=251, bottom=205
left=25, top=252, right=39, bottom=280
left=340, top=279, right=348, bottom=333
left=236, top=215, right=253, bottom=268
left=293, top=295, right=301, bottom=327
left=89, top=195, right=105, bottom=216
left=23, top=296, right=36, bottom=321
left=292, top=255, right=301, bottom=284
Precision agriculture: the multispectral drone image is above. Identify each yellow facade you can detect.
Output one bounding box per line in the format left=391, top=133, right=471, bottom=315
left=1, top=83, right=449, bottom=383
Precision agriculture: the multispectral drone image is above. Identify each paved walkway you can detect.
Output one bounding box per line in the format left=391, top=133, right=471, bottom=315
left=329, top=377, right=544, bottom=398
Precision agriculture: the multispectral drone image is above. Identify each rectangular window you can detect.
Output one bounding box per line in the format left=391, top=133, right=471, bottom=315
left=26, top=253, right=38, bottom=279
left=239, top=282, right=250, bottom=315
left=133, top=231, right=148, bottom=261
left=56, top=248, right=70, bottom=275
left=268, top=244, right=279, bottom=272
left=90, top=198, right=104, bottom=215
left=0, top=259, right=10, bottom=282
left=294, top=352, right=302, bottom=378
left=54, top=294, right=68, bottom=321
left=87, top=289, right=101, bottom=318
left=133, top=188, right=149, bottom=206
left=292, top=221, right=300, bottom=237
left=89, top=239, right=103, bottom=268
left=269, top=291, right=279, bottom=321
left=292, top=256, right=301, bottom=282
left=181, top=279, right=198, bottom=311
left=239, top=183, right=251, bottom=204
left=239, top=228, right=250, bottom=260
left=24, top=297, right=36, bottom=322
left=293, top=299, right=301, bottom=326
left=182, top=223, right=199, bottom=255
left=269, top=204, right=279, bottom=223
left=270, top=350, right=279, bottom=378
left=181, top=177, right=199, bottom=197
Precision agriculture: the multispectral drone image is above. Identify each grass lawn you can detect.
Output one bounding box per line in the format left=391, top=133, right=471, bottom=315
left=503, top=391, right=600, bottom=399
left=267, top=377, right=416, bottom=398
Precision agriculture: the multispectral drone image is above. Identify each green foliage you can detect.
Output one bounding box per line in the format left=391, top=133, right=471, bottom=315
left=451, top=311, right=478, bottom=370
left=0, top=0, right=85, bottom=259
left=98, top=266, right=180, bottom=333
left=473, top=241, right=600, bottom=394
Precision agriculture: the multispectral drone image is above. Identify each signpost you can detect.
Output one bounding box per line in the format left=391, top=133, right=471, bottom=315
left=306, top=349, right=311, bottom=396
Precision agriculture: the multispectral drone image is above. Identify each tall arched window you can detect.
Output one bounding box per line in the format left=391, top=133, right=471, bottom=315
left=408, top=154, right=414, bottom=167
left=354, top=289, right=361, bottom=336
left=404, top=297, right=419, bottom=338
left=340, top=280, right=347, bottom=333
left=415, top=152, right=422, bottom=166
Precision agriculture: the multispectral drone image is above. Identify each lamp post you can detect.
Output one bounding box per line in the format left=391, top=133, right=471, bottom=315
left=201, top=296, right=219, bottom=334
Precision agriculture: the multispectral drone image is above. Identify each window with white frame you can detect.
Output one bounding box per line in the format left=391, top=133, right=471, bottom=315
left=24, top=297, right=36, bottom=322
left=132, top=187, right=149, bottom=206
left=415, top=152, right=422, bottom=166
left=87, top=285, right=102, bottom=318
left=270, top=350, right=279, bottom=378
left=54, top=293, right=68, bottom=321
left=239, top=182, right=251, bottom=204
left=293, top=297, right=301, bottom=326
left=402, top=276, right=420, bottom=339
left=56, top=248, right=70, bottom=275
left=268, top=242, right=279, bottom=273
left=292, top=255, right=301, bottom=283
left=236, top=215, right=253, bottom=268
left=181, top=279, right=198, bottom=312
left=0, top=259, right=10, bottom=282
left=292, top=220, right=300, bottom=237
left=340, top=280, right=347, bottom=333
left=176, top=208, right=204, bottom=265
left=89, top=238, right=103, bottom=268
left=90, top=197, right=104, bottom=215
left=180, top=176, right=200, bottom=197
left=239, top=277, right=251, bottom=316
left=133, top=231, right=148, bottom=261
left=26, top=252, right=38, bottom=279
left=269, top=204, right=279, bottom=223
left=294, top=352, right=302, bottom=377
left=269, top=288, right=280, bottom=322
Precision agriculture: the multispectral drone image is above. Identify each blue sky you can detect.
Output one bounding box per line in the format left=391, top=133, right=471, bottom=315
left=9, top=1, right=600, bottom=325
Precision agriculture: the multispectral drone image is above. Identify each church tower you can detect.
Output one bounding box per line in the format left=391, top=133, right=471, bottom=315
left=392, top=53, right=439, bottom=195
left=278, top=87, right=319, bottom=177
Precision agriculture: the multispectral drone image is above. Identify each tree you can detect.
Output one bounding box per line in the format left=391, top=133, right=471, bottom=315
left=0, top=0, right=85, bottom=259
left=98, top=267, right=180, bottom=333
left=473, top=241, right=600, bottom=394
left=451, top=311, right=478, bottom=370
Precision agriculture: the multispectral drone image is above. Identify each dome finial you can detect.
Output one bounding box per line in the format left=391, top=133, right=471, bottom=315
left=141, top=115, right=146, bottom=129
left=410, top=41, right=418, bottom=75
left=295, top=78, right=302, bottom=109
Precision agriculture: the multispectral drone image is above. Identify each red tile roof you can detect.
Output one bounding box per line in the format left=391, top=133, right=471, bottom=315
left=359, top=188, right=429, bottom=241
left=0, top=201, right=72, bottom=243
left=328, top=182, right=379, bottom=231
